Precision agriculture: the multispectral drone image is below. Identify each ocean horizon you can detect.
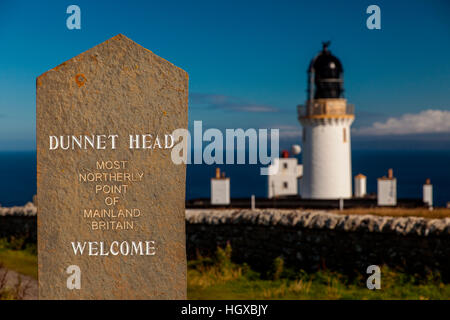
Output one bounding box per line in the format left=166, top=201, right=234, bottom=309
left=0, top=149, right=449, bottom=207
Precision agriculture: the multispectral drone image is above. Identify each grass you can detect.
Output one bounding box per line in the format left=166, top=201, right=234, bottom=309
left=333, top=207, right=450, bottom=219
left=1, top=239, right=449, bottom=300
left=0, top=250, right=37, bottom=280
left=0, top=237, right=37, bottom=279
left=188, top=243, right=450, bottom=300
left=188, top=271, right=450, bottom=300
left=0, top=238, right=37, bottom=299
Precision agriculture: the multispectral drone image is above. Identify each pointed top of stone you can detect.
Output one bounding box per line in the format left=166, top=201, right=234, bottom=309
left=37, top=34, right=187, bottom=85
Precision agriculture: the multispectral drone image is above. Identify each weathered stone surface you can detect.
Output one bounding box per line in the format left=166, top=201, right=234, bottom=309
left=0, top=268, right=37, bottom=300
left=37, top=34, right=188, bottom=299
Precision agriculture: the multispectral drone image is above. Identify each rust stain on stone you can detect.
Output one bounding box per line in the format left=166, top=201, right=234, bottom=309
left=75, top=74, right=86, bottom=87
left=53, top=61, right=67, bottom=72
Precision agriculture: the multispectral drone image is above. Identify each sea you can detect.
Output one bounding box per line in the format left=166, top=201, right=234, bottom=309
left=0, top=150, right=449, bottom=207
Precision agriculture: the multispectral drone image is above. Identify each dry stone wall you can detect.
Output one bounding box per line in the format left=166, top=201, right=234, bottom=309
left=186, top=209, right=450, bottom=280
left=1, top=205, right=449, bottom=280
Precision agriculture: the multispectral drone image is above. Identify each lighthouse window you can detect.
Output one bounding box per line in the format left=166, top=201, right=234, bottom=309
left=343, top=128, right=347, bottom=143
left=283, top=182, right=288, bottom=189
left=283, top=163, right=288, bottom=169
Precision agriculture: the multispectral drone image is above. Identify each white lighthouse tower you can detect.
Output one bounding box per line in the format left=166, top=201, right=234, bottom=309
left=298, top=42, right=354, bottom=199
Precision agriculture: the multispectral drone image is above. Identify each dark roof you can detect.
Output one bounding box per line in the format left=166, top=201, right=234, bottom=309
left=308, top=42, right=345, bottom=99
left=308, top=42, right=343, bottom=78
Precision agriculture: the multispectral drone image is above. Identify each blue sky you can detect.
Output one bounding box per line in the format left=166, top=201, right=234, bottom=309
left=0, top=0, right=449, bottom=150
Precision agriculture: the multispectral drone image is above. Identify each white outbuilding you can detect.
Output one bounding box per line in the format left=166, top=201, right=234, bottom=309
left=377, top=169, right=397, bottom=206
left=211, top=168, right=230, bottom=205
left=423, top=178, right=433, bottom=208
left=267, top=150, right=303, bottom=199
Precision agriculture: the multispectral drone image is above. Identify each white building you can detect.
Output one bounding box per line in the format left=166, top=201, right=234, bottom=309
left=423, top=178, right=433, bottom=208
left=267, top=151, right=303, bottom=199
left=377, top=169, right=397, bottom=206
left=211, top=168, right=230, bottom=205
left=298, top=42, right=354, bottom=199
left=354, top=174, right=367, bottom=198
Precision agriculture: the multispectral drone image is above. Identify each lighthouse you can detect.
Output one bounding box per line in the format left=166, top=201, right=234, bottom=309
left=298, top=42, right=354, bottom=199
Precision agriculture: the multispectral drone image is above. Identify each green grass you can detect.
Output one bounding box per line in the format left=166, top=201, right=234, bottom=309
left=0, top=250, right=37, bottom=279
left=0, top=238, right=37, bottom=299
left=1, top=239, right=449, bottom=300
left=0, top=237, right=37, bottom=279
left=188, top=270, right=450, bottom=300
left=188, top=244, right=450, bottom=300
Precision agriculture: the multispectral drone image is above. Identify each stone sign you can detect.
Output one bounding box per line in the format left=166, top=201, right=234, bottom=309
left=37, top=34, right=188, bottom=299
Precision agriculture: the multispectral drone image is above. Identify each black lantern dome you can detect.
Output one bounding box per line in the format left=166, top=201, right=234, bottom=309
left=308, top=42, right=344, bottom=99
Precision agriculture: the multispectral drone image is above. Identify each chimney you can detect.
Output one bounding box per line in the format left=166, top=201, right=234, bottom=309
left=221, top=172, right=226, bottom=178
left=388, top=168, right=393, bottom=179
left=425, top=178, right=431, bottom=185
left=215, top=168, right=221, bottom=179
left=281, top=150, right=289, bottom=158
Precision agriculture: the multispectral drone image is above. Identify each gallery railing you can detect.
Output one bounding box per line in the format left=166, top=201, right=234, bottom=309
left=298, top=103, right=354, bottom=117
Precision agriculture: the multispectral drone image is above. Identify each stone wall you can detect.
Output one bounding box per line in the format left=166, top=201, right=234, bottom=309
left=1, top=204, right=449, bottom=280
left=186, top=209, right=450, bottom=281
left=0, top=202, right=37, bottom=240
